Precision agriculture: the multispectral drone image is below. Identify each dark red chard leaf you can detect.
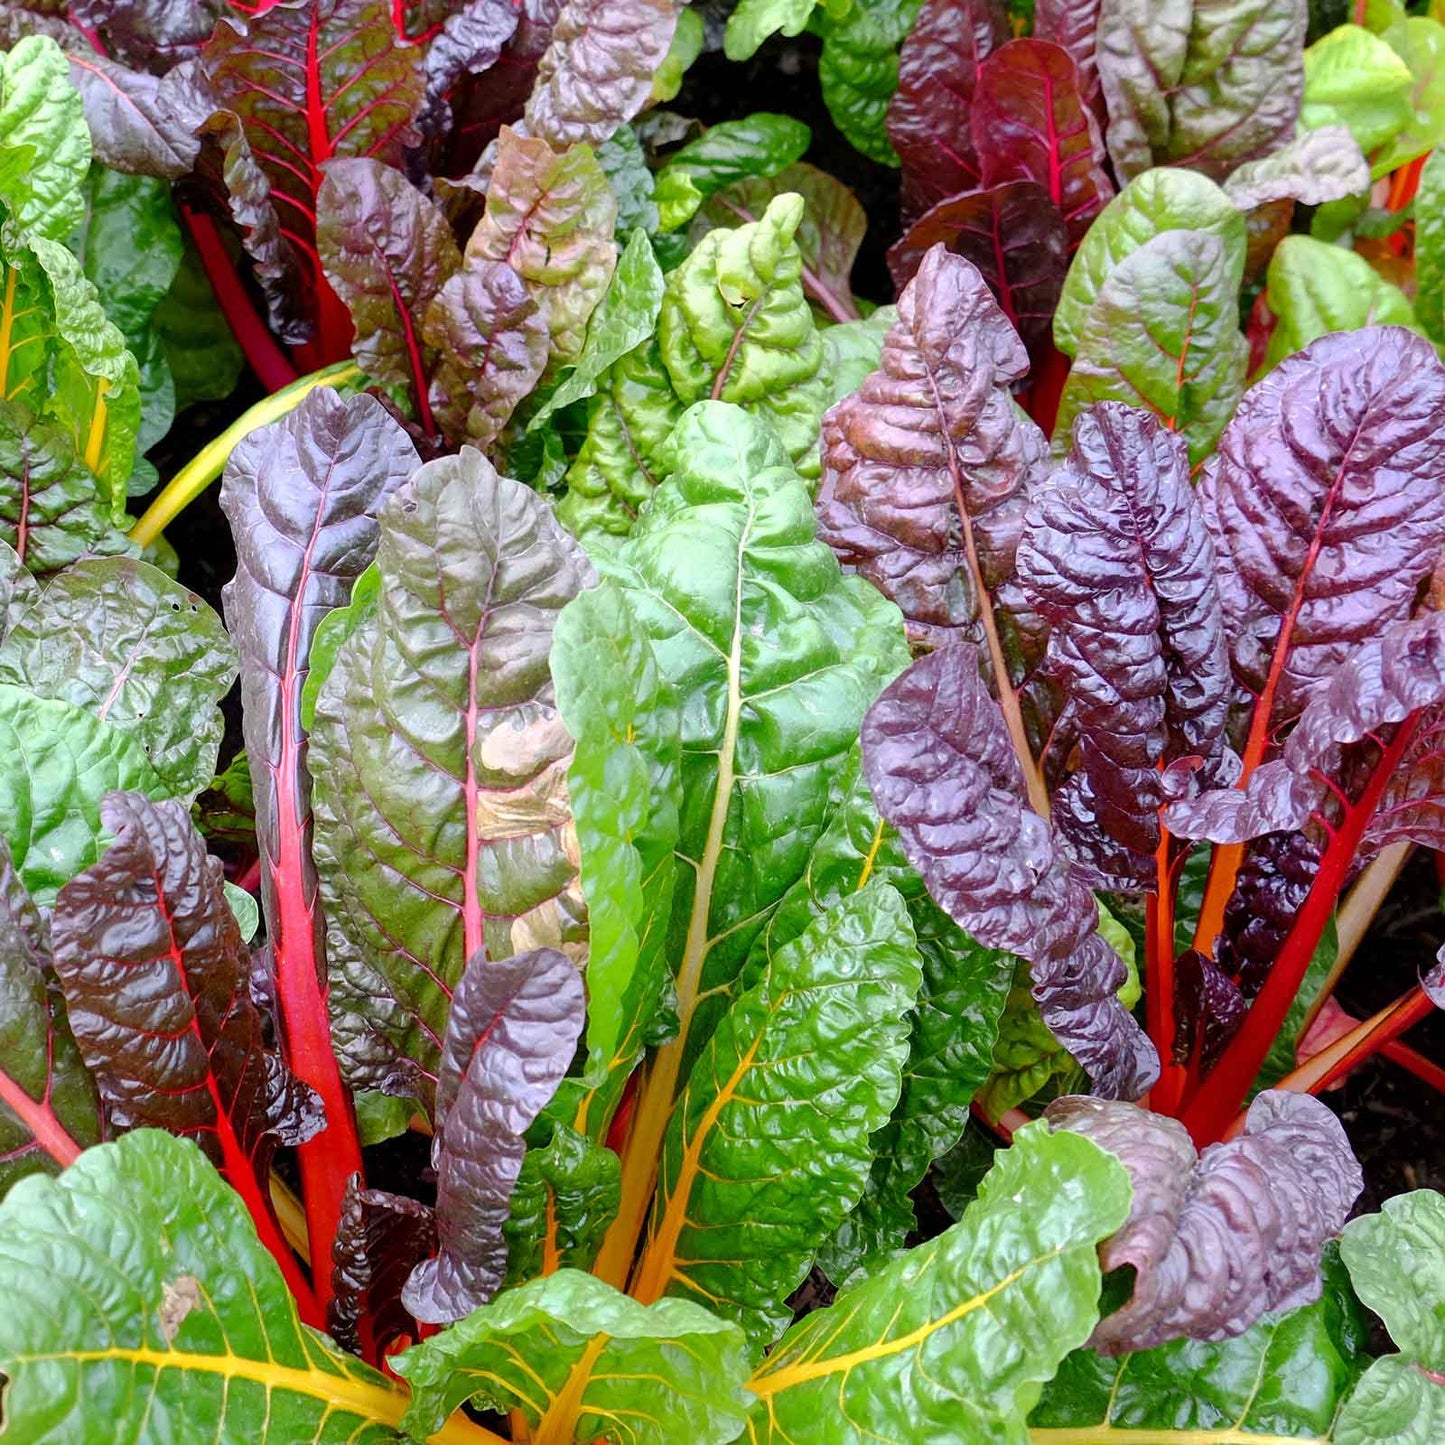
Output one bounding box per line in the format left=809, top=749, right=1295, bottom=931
left=1017, top=403, right=1231, bottom=890
left=221, top=387, right=420, bottom=1297
left=71, top=0, right=226, bottom=72
left=1215, top=830, right=1320, bottom=999
left=1046, top=1090, right=1361, bottom=1352
left=421, top=0, right=521, bottom=137
left=887, top=181, right=1068, bottom=358
left=815, top=244, right=1052, bottom=795
left=201, top=0, right=426, bottom=355
left=971, top=39, right=1113, bottom=246
left=0, top=839, right=102, bottom=1191
left=861, top=645, right=1159, bottom=1099
left=1201, top=327, right=1445, bottom=755
left=65, top=53, right=200, bottom=178
left=403, top=947, right=585, bottom=1324
left=522, top=0, right=681, bottom=150
left=887, top=0, right=1010, bottom=223
left=422, top=258, right=550, bottom=449
left=50, top=793, right=322, bottom=1307
left=1034, top=0, right=1102, bottom=111
left=1172, top=947, right=1246, bottom=1070
left=329, top=1177, right=437, bottom=1358
left=316, top=158, right=462, bottom=437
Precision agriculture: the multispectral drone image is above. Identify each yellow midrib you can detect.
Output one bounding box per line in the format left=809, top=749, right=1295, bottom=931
left=0, top=265, right=17, bottom=395
left=15, top=1345, right=503, bottom=1445
left=83, top=376, right=109, bottom=474
left=533, top=1333, right=609, bottom=1445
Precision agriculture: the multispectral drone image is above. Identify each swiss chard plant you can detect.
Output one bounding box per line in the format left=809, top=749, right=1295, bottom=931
left=0, top=0, right=1443, bottom=1441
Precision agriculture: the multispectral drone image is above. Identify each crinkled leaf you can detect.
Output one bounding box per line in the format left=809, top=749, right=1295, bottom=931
left=1054, top=228, right=1248, bottom=465
left=394, top=1269, right=751, bottom=1443
left=421, top=0, right=520, bottom=135
left=862, top=644, right=1159, bottom=1098
left=317, top=158, right=461, bottom=423
left=973, top=38, right=1113, bottom=245
left=887, top=0, right=1010, bottom=220
left=820, top=306, right=895, bottom=405
left=503, top=1122, right=621, bottom=1283
left=976, top=955, right=1082, bottom=1119
left=1416, top=144, right=1445, bottom=344
left=0, top=837, right=103, bottom=1191
left=1199, top=326, right=1445, bottom=733
left=523, top=0, right=681, bottom=151
left=548, top=579, right=681, bottom=1136
left=1098, top=0, right=1307, bottom=182
left=1264, top=233, right=1420, bottom=371
left=1047, top=1089, right=1362, bottom=1353
left=745, top=1121, right=1132, bottom=1443
left=595, top=122, right=658, bottom=233
left=1032, top=1251, right=1366, bottom=1436
left=309, top=447, right=592, bottom=1104
left=531, top=227, right=664, bottom=427
left=1054, top=165, right=1245, bottom=358
left=724, top=0, right=817, bottom=61
left=464, top=125, right=617, bottom=365
left=1372, top=16, right=1445, bottom=174
left=1019, top=404, right=1231, bottom=888
left=404, top=946, right=585, bottom=1324
left=887, top=181, right=1069, bottom=356
left=1340, top=1190, right=1445, bottom=1372
left=51, top=794, right=321, bottom=1195
left=1335, top=1357, right=1445, bottom=1444
left=1035, top=0, right=1103, bottom=110
left=630, top=882, right=922, bottom=1349
left=0, top=1130, right=419, bottom=1441
left=0, top=683, right=164, bottom=903
left=0, top=558, right=236, bottom=798
left=0, top=35, right=90, bottom=243
left=63, top=51, right=199, bottom=178
left=653, top=113, right=811, bottom=232
left=657, top=191, right=827, bottom=479
left=1223, top=124, right=1370, bottom=209
left=421, top=256, right=550, bottom=449
left=1301, top=21, right=1415, bottom=157
left=815, top=0, right=924, bottom=168
left=70, top=0, right=225, bottom=70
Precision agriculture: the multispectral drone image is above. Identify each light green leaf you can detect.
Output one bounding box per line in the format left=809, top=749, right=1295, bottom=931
left=503, top=1123, right=622, bottom=1283
left=354, top=1088, right=413, bottom=1147
left=816, top=0, right=922, bottom=166
left=1054, top=228, right=1248, bottom=465
left=1418, top=144, right=1445, bottom=343
left=1374, top=17, right=1445, bottom=173
left=531, top=229, right=665, bottom=428
left=1302, top=22, right=1415, bottom=158
left=631, top=881, right=922, bottom=1348
left=299, top=561, right=381, bottom=733
left=659, top=192, right=828, bottom=479
left=0, top=1130, right=418, bottom=1441
left=548, top=578, right=681, bottom=1136
left=223, top=879, right=260, bottom=943
left=0, top=557, right=237, bottom=797
left=0, top=35, right=90, bottom=244
left=1336, top=1357, right=1445, bottom=1444
left=725, top=0, right=820, bottom=60
left=394, top=1269, right=751, bottom=1444
left=744, top=1122, right=1133, bottom=1443
left=1055, top=167, right=1245, bottom=358
left=821, top=306, right=895, bottom=404
left=0, top=682, right=164, bottom=902
left=650, top=4, right=703, bottom=103
left=653, top=114, right=812, bottom=232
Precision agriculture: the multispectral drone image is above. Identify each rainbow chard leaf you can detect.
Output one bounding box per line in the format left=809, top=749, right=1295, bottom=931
left=652, top=114, right=811, bottom=230
left=403, top=946, right=586, bottom=1325
left=0, top=1130, right=425, bottom=1441
left=1221, top=124, right=1370, bottom=209
left=1336, top=1190, right=1445, bottom=1445
left=972, top=38, right=1113, bottom=246
left=886, top=0, right=1010, bottom=221
left=1097, top=0, right=1308, bottom=182
left=0, top=837, right=103, bottom=1192
left=627, top=881, right=922, bottom=1349
left=50, top=794, right=323, bottom=1302
left=522, top=0, right=681, bottom=150
left=0, top=35, right=90, bottom=243
left=395, top=1269, right=751, bottom=1444
left=0, top=557, right=236, bottom=799
left=1017, top=403, right=1232, bottom=890
left=813, top=0, right=924, bottom=170
left=886, top=180, right=1069, bottom=355
left=861, top=643, right=1160, bottom=1099
left=62, top=52, right=201, bottom=179
left=744, top=1122, right=1131, bottom=1442
left=1048, top=1090, right=1362, bottom=1353
left=308, top=446, right=592, bottom=1108
left=463, top=126, right=617, bottom=366
left=1034, top=0, right=1103, bottom=111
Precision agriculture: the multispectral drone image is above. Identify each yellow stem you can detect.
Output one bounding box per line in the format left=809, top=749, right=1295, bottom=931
left=268, top=1171, right=310, bottom=1265
left=129, top=361, right=362, bottom=548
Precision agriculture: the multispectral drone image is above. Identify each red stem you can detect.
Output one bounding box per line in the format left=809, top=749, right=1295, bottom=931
left=183, top=206, right=299, bottom=394
left=0, top=1070, right=82, bottom=1167
left=1180, top=716, right=1421, bottom=1143
left=1146, top=838, right=1186, bottom=1114
left=1382, top=1039, right=1445, bottom=1094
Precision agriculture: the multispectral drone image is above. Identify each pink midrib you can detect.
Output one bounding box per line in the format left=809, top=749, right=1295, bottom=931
left=0, top=1068, right=79, bottom=1166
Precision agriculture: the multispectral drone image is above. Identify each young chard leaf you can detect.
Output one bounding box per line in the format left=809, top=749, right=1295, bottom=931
left=0, top=837, right=102, bottom=1191
left=309, top=447, right=592, bottom=1106
left=0, top=36, right=90, bottom=244
left=744, top=1122, right=1131, bottom=1443
left=628, top=881, right=923, bottom=1348
left=395, top=1269, right=750, bottom=1443
left=1047, top=1090, right=1362, bottom=1352
left=503, top=1122, right=621, bottom=1283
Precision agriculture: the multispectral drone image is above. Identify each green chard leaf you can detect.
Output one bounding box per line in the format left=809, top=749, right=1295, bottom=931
left=1374, top=16, right=1445, bottom=173
left=152, top=241, right=244, bottom=410
left=1336, top=1190, right=1445, bottom=1445
left=394, top=1269, right=751, bottom=1444
left=629, top=881, right=923, bottom=1349
left=653, top=114, right=811, bottom=231
left=0, top=1130, right=423, bottom=1441
left=0, top=35, right=90, bottom=244
left=816, top=0, right=924, bottom=166
left=1417, top=144, right=1445, bottom=343
left=503, top=1123, right=622, bottom=1283
left=743, top=1122, right=1133, bottom=1443
left=1302, top=21, right=1415, bottom=158
left=725, top=0, right=824, bottom=61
